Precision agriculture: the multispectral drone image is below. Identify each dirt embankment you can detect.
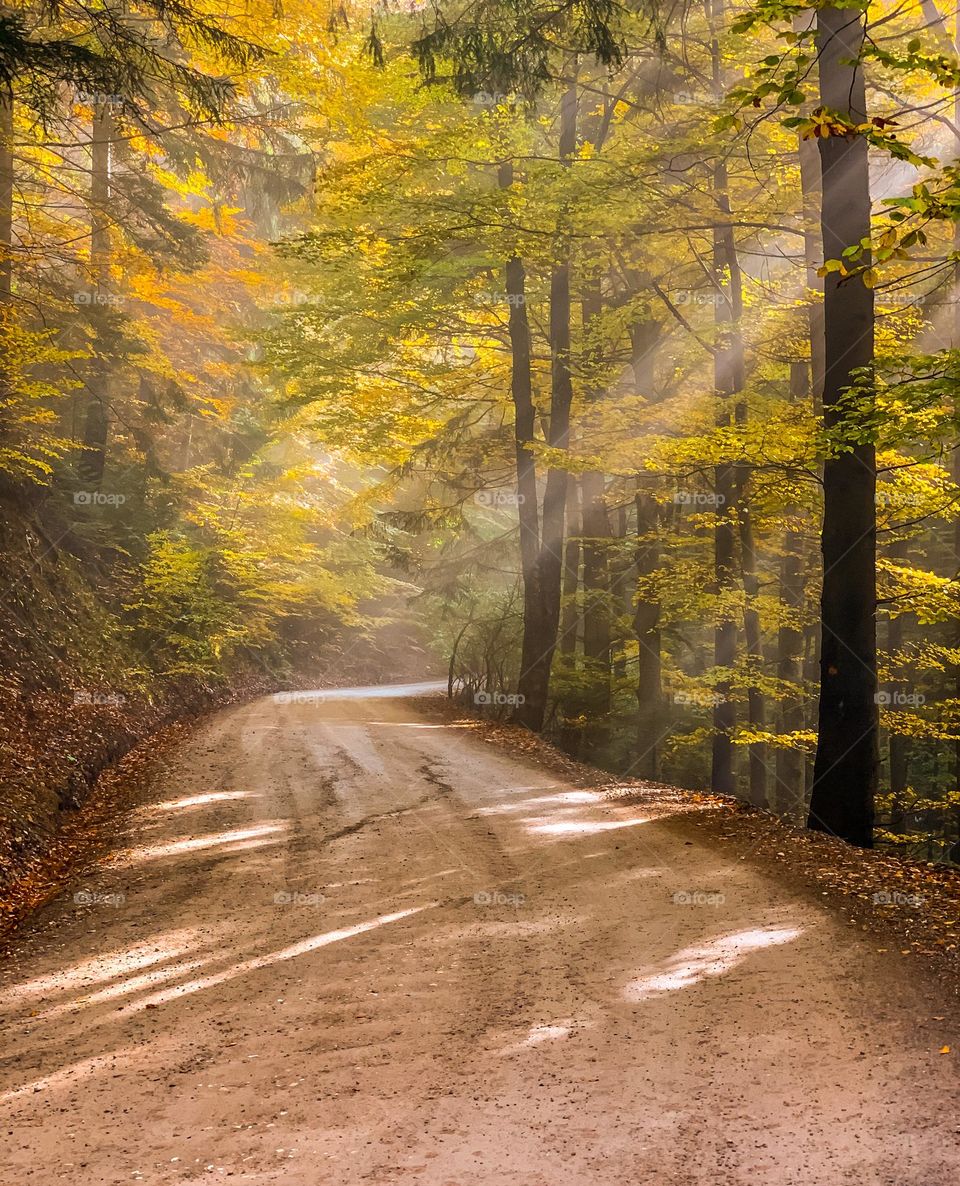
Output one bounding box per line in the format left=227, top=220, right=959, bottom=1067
left=0, top=504, right=278, bottom=930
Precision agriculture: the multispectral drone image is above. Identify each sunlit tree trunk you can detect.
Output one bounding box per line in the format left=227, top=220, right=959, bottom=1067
left=511, top=79, right=577, bottom=730
left=807, top=5, right=878, bottom=847
left=707, top=0, right=742, bottom=796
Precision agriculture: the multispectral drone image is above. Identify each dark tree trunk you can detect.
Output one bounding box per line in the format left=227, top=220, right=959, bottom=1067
left=558, top=481, right=582, bottom=754
left=611, top=503, right=631, bottom=680
left=80, top=103, right=114, bottom=489
left=579, top=282, right=611, bottom=749
left=635, top=488, right=662, bottom=780
left=0, top=84, right=12, bottom=303
left=775, top=360, right=809, bottom=817
left=737, top=460, right=767, bottom=807
left=505, top=243, right=549, bottom=730
left=510, top=81, right=577, bottom=730
left=499, top=159, right=547, bottom=729
left=710, top=155, right=743, bottom=797
left=886, top=547, right=908, bottom=834
left=630, top=318, right=663, bottom=777
left=807, top=6, right=878, bottom=847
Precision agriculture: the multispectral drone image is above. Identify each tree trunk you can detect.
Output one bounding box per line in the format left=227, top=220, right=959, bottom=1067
left=775, top=360, right=809, bottom=817
left=738, top=465, right=767, bottom=807
left=886, top=544, right=908, bottom=834
left=499, top=162, right=548, bottom=729
left=80, top=102, right=114, bottom=489
left=630, top=317, right=663, bottom=777
left=611, top=503, right=631, bottom=680
left=807, top=6, right=878, bottom=847
left=0, top=84, right=12, bottom=303
left=579, top=281, right=611, bottom=750
left=709, top=0, right=743, bottom=797
left=635, top=487, right=662, bottom=780
left=510, top=80, right=577, bottom=730
left=710, top=160, right=743, bottom=797
left=558, top=481, right=582, bottom=754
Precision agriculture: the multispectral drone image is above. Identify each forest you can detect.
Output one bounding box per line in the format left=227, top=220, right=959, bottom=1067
left=2, top=1, right=960, bottom=1182
left=3, top=0, right=960, bottom=860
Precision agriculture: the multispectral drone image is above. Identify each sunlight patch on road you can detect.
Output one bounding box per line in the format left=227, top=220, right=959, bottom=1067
left=623, top=926, right=803, bottom=1002
left=5, top=932, right=201, bottom=1000
left=524, top=817, right=652, bottom=837
left=474, top=789, right=598, bottom=816
left=122, top=906, right=430, bottom=1013
left=0, top=1044, right=152, bottom=1103
left=27, top=958, right=211, bottom=1023
left=497, top=1021, right=572, bottom=1056
left=113, top=823, right=290, bottom=864
left=152, top=791, right=258, bottom=811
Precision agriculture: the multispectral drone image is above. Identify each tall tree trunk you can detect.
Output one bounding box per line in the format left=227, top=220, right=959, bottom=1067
left=0, top=83, right=12, bottom=304
left=499, top=164, right=547, bottom=729
left=80, top=102, right=113, bottom=489
left=775, top=361, right=809, bottom=817
left=635, top=487, right=662, bottom=779
left=558, top=481, right=582, bottom=754
left=511, top=80, right=577, bottom=729
left=0, top=81, right=13, bottom=441
left=886, top=539, right=909, bottom=834
left=631, top=318, right=663, bottom=778
left=709, top=227, right=743, bottom=790
left=737, top=461, right=767, bottom=807
left=611, top=503, right=631, bottom=680
left=579, top=280, right=611, bottom=750
left=709, top=0, right=743, bottom=797
left=807, top=6, right=878, bottom=847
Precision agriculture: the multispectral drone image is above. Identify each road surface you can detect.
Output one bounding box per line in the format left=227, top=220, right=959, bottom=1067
left=1, top=683, right=957, bottom=1185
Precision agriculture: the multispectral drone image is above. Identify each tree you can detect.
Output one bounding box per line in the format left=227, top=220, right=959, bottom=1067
left=807, top=3, right=878, bottom=848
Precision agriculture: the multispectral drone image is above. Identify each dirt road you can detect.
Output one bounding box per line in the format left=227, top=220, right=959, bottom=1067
left=1, top=684, right=958, bottom=1185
